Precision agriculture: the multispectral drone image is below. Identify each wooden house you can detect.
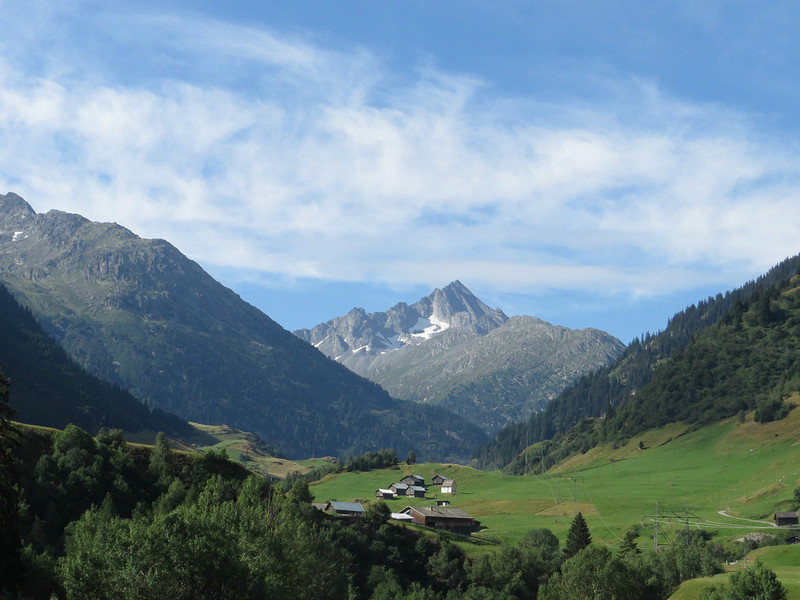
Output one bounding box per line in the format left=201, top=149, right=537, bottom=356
left=775, top=511, right=799, bottom=526
left=406, top=485, right=427, bottom=498
left=389, top=483, right=409, bottom=495
left=376, top=489, right=395, bottom=500
left=440, top=479, right=457, bottom=494
left=401, top=506, right=477, bottom=534
left=326, top=501, right=365, bottom=517
left=431, top=474, right=447, bottom=486
left=400, top=474, right=425, bottom=487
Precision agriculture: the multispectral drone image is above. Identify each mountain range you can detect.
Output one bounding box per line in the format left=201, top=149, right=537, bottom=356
left=0, top=193, right=486, bottom=460
left=295, top=281, right=625, bottom=433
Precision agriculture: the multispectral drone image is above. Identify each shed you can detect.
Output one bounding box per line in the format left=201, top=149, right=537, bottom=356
left=400, top=474, right=425, bottom=487
left=406, top=485, right=427, bottom=498
left=390, top=483, right=409, bottom=494
left=326, top=501, right=365, bottom=517
left=431, top=474, right=447, bottom=486
left=376, top=489, right=395, bottom=500
left=775, top=511, right=799, bottom=526
left=441, top=479, right=457, bottom=494
left=401, top=505, right=477, bottom=534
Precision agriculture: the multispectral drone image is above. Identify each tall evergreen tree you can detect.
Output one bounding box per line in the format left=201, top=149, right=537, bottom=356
left=0, top=369, right=21, bottom=593
left=564, top=512, right=592, bottom=559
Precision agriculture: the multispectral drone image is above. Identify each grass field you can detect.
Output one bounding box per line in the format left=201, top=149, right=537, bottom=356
left=311, top=407, right=800, bottom=550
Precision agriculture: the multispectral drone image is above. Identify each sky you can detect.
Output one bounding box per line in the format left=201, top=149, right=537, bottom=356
left=1, top=1, right=800, bottom=343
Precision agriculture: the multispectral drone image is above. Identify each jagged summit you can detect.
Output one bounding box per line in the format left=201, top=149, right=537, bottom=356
left=294, top=282, right=624, bottom=434
left=294, top=281, right=508, bottom=357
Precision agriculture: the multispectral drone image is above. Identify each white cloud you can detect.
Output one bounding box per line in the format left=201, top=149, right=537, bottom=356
left=0, top=5, right=798, bottom=304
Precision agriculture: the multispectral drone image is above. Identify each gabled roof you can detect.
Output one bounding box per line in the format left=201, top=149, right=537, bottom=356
left=377, top=488, right=394, bottom=495
left=776, top=511, right=799, bottom=518
left=329, top=501, right=365, bottom=513
left=390, top=483, right=409, bottom=490
left=409, top=485, right=427, bottom=492
left=441, top=479, right=456, bottom=487
left=390, top=512, right=415, bottom=521
left=406, top=505, right=473, bottom=520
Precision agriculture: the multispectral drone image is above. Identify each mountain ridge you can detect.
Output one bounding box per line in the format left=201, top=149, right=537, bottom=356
left=0, top=192, right=487, bottom=460
left=295, top=282, right=625, bottom=433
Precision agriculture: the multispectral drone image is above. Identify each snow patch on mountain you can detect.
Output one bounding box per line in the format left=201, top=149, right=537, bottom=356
left=409, top=314, right=450, bottom=340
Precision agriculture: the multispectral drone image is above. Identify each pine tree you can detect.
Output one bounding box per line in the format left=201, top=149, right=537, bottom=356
left=564, top=511, right=592, bottom=559
left=618, top=528, right=640, bottom=557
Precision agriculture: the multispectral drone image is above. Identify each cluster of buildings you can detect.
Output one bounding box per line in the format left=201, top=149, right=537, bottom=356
left=314, top=473, right=478, bottom=534
left=376, top=473, right=457, bottom=500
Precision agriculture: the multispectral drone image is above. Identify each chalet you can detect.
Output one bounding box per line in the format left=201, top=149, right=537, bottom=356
left=400, top=474, right=425, bottom=487
left=326, top=501, right=365, bottom=517
left=431, top=474, right=447, bottom=486
left=406, top=485, right=427, bottom=498
left=389, top=483, right=409, bottom=495
left=775, top=511, right=799, bottom=526
left=376, top=489, right=395, bottom=500
left=401, top=505, right=477, bottom=534
left=440, top=479, right=457, bottom=494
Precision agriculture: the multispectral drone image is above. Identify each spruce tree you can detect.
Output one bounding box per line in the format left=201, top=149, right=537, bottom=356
left=564, top=511, right=592, bottom=559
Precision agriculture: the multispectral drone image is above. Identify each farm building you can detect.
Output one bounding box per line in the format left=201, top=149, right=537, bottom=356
left=431, top=474, right=447, bottom=486
left=400, top=474, right=425, bottom=487
left=406, top=485, right=427, bottom=498
left=325, top=501, right=365, bottom=517
left=376, top=489, right=395, bottom=500
left=440, top=479, right=457, bottom=494
left=390, top=483, right=409, bottom=495
left=775, top=511, right=799, bottom=526
left=400, top=506, right=477, bottom=534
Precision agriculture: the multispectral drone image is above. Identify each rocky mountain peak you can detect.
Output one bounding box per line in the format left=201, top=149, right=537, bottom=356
left=0, top=192, right=36, bottom=234
left=295, top=281, right=509, bottom=358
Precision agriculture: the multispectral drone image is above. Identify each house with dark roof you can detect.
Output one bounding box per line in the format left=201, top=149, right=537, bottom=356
left=325, top=501, right=365, bottom=517
left=401, top=505, right=477, bottom=534
left=775, top=511, right=799, bottom=526
left=406, top=485, right=427, bottom=498
left=431, top=474, right=447, bottom=486
left=390, top=483, right=409, bottom=495
left=400, top=474, right=425, bottom=487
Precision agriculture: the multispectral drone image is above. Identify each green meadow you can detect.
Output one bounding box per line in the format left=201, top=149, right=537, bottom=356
left=669, top=544, right=800, bottom=600
left=311, top=408, right=800, bottom=549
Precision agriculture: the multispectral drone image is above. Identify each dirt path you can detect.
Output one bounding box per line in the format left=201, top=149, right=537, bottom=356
left=718, top=510, right=777, bottom=527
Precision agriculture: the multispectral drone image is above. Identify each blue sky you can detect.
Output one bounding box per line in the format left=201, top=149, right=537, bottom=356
left=2, top=1, right=800, bottom=343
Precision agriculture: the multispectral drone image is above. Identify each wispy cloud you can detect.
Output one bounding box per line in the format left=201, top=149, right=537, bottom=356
left=0, top=5, right=798, bottom=302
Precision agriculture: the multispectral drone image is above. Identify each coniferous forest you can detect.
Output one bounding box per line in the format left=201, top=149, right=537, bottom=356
left=473, top=255, right=800, bottom=471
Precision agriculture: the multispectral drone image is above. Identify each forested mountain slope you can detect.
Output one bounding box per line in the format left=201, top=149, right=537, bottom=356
left=0, top=283, right=194, bottom=439
left=0, top=193, right=486, bottom=460
left=475, top=254, right=800, bottom=470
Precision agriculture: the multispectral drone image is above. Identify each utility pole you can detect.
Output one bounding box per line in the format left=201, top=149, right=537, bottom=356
left=654, top=500, right=659, bottom=550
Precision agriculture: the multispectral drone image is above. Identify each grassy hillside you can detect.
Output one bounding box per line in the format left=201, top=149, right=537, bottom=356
left=311, top=405, right=800, bottom=549
left=669, top=545, right=800, bottom=599
left=476, top=254, right=800, bottom=470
